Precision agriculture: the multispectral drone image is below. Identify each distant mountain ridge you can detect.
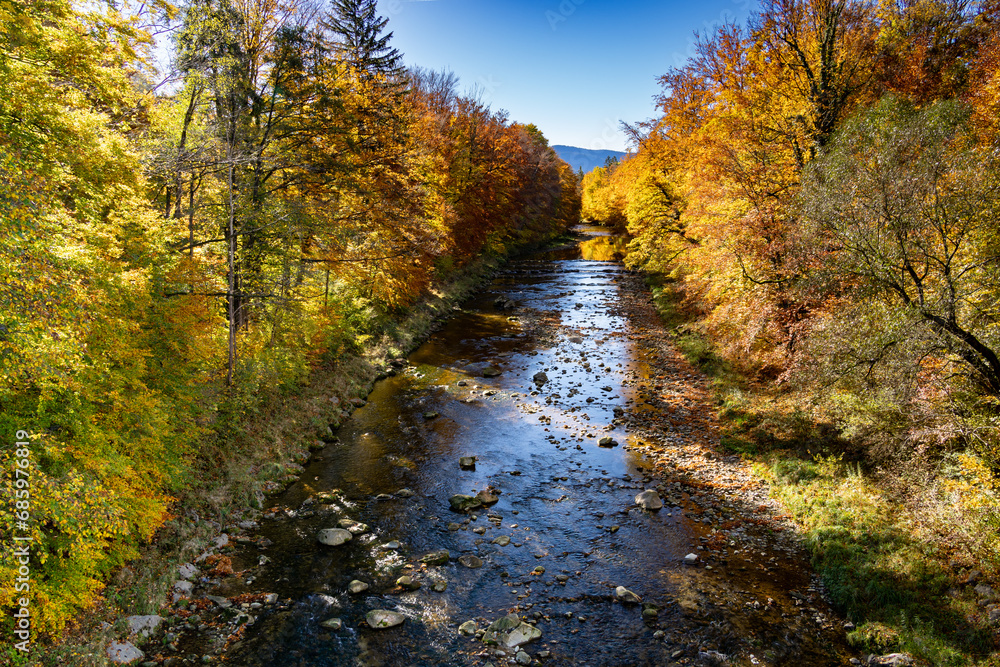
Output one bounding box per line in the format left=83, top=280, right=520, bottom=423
left=552, top=145, right=627, bottom=174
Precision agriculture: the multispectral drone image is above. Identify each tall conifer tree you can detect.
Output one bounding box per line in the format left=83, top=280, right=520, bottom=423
left=323, top=0, right=403, bottom=79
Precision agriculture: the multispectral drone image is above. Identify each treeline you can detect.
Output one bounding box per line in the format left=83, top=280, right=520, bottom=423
left=0, top=0, right=579, bottom=634
left=584, top=0, right=1000, bottom=465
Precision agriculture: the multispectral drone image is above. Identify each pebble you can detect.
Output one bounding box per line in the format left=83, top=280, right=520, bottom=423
left=348, top=580, right=369, bottom=594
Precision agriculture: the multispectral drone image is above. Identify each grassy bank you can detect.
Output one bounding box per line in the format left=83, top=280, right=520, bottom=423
left=645, top=275, right=1000, bottom=667
left=19, top=242, right=548, bottom=667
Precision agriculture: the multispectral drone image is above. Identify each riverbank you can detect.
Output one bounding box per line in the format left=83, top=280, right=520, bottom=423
left=25, top=236, right=575, bottom=667
left=636, top=275, right=1000, bottom=667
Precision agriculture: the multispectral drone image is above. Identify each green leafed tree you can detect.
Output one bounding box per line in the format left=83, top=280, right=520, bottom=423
left=800, top=96, right=1000, bottom=400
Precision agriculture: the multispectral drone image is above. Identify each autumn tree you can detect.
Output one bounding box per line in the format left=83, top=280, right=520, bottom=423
left=800, top=97, right=1000, bottom=397
left=0, top=0, right=190, bottom=633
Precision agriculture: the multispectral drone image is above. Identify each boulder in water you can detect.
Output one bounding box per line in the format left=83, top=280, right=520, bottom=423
left=317, top=528, right=353, bottom=546
left=449, top=494, right=483, bottom=511
left=366, top=609, right=405, bottom=629
left=634, top=490, right=663, bottom=510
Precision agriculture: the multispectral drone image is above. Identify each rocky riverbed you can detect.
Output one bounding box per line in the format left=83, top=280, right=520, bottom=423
left=119, top=228, right=868, bottom=667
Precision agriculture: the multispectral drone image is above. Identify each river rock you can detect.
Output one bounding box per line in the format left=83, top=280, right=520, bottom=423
left=432, top=579, right=448, bottom=592
left=423, top=411, right=439, bottom=420
left=107, top=641, right=143, bottom=664
left=396, top=488, right=415, bottom=498
left=337, top=519, right=369, bottom=535
left=420, top=550, right=450, bottom=566
left=172, top=580, right=193, bottom=599
left=482, top=613, right=521, bottom=645
left=868, top=654, right=914, bottom=666
left=459, top=457, right=477, bottom=470
left=615, top=586, right=641, bottom=604
left=126, top=615, right=162, bottom=637
left=459, top=620, right=478, bottom=636
left=320, top=617, right=342, bottom=630
left=317, top=528, right=353, bottom=546
left=481, top=614, right=542, bottom=649
left=449, top=494, right=483, bottom=511
left=598, top=437, right=618, bottom=447
left=975, top=584, right=997, bottom=600
left=348, top=580, right=369, bottom=594
left=205, top=595, right=232, bottom=608
left=482, top=366, right=502, bottom=378
left=533, top=372, right=548, bottom=385
left=492, top=535, right=510, bottom=546
left=634, top=489, right=663, bottom=510
left=699, top=650, right=729, bottom=665
left=178, top=563, right=198, bottom=579
left=396, top=575, right=421, bottom=591
left=366, top=609, right=405, bottom=629
left=477, top=489, right=499, bottom=505
left=684, top=553, right=699, bottom=564
left=516, top=651, right=531, bottom=665
left=505, top=622, right=542, bottom=648
left=458, top=554, right=484, bottom=569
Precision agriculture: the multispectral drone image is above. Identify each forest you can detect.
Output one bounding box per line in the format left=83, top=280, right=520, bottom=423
left=3, top=0, right=1000, bottom=663
left=0, top=0, right=579, bottom=641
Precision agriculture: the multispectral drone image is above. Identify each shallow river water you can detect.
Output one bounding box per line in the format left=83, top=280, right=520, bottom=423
left=186, top=227, right=853, bottom=667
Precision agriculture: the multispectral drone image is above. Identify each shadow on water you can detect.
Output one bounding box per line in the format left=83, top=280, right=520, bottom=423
left=181, top=225, right=853, bottom=667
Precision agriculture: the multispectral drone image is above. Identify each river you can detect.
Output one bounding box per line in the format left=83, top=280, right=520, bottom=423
left=169, top=227, right=853, bottom=667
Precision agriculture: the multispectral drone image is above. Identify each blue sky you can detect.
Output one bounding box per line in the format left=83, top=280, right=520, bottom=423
left=377, top=0, right=757, bottom=151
